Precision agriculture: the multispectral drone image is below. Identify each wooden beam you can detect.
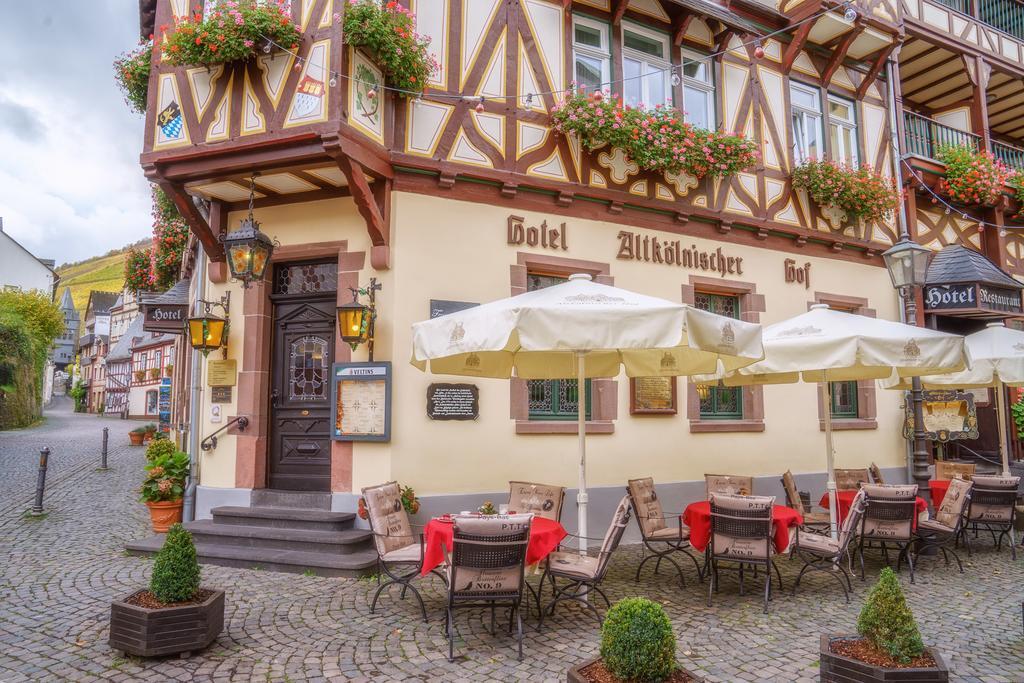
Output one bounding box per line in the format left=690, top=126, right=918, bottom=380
left=857, top=42, right=898, bottom=99
left=782, top=20, right=815, bottom=72
left=331, top=154, right=390, bottom=267
left=145, top=164, right=226, bottom=263
left=673, top=14, right=694, bottom=47
left=611, top=0, right=628, bottom=25
left=820, top=23, right=865, bottom=87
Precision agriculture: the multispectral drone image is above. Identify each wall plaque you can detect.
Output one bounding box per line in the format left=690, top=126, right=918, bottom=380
left=629, top=376, right=677, bottom=415
left=427, top=383, right=479, bottom=420
left=330, top=362, right=392, bottom=441
left=902, top=389, right=979, bottom=443
left=207, top=359, right=237, bottom=387
left=211, top=386, right=233, bottom=404
left=430, top=299, right=479, bottom=319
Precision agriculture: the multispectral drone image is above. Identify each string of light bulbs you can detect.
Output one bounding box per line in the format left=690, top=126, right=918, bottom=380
left=255, top=0, right=861, bottom=111
left=900, top=158, right=1024, bottom=237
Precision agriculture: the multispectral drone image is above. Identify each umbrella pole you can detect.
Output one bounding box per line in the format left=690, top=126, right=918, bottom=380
left=996, top=381, right=1011, bottom=476
left=821, top=380, right=839, bottom=540
left=577, top=352, right=588, bottom=556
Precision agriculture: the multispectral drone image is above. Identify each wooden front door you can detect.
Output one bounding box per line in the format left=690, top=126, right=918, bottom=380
left=268, top=262, right=338, bottom=491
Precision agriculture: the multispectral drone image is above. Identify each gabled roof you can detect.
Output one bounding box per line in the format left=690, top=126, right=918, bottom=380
left=0, top=226, right=56, bottom=275
left=925, top=244, right=1023, bottom=290
left=139, top=279, right=190, bottom=307
left=85, top=291, right=119, bottom=318
left=107, top=316, right=143, bottom=361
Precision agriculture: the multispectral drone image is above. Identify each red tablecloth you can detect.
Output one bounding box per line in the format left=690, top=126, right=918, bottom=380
left=929, top=480, right=951, bottom=509
left=818, top=491, right=928, bottom=527
left=682, top=501, right=802, bottom=554
left=420, top=516, right=567, bottom=576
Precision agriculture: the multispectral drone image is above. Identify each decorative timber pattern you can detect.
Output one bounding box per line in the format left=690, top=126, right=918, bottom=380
left=903, top=0, right=1024, bottom=72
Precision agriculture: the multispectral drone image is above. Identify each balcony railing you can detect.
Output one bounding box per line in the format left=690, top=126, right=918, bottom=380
left=931, top=0, right=1024, bottom=42
left=903, top=110, right=980, bottom=162
left=992, top=139, right=1024, bottom=171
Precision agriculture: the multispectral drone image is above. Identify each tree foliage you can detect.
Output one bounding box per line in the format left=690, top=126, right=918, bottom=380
left=150, top=523, right=201, bottom=603
left=0, top=290, right=64, bottom=429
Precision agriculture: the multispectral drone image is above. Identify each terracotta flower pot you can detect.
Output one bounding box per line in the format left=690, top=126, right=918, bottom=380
left=146, top=500, right=184, bottom=533
left=143, top=433, right=153, bottom=444
left=129, top=432, right=145, bottom=446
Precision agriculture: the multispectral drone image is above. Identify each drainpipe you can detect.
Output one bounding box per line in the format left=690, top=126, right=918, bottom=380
left=886, top=56, right=916, bottom=486
left=182, top=246, right=207, bottom=523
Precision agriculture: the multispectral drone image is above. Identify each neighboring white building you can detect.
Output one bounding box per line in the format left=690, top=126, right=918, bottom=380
left=0, top=218, right=55, bottom=295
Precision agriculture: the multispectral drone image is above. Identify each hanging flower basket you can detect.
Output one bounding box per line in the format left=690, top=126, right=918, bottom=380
left=114, top=41, right=153, bottom=114
left=936, top=144, right=1013, bottom=207
left=792, top=159, right=901, bottom=224
left=550, top=90, right=758, bottom=179
left=161, top=0, right=301, bottom=68
left=343, top=0, right=438, bottom=97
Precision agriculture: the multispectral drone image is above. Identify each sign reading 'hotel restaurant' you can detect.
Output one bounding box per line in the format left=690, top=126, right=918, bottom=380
left=924, top=283, right=1023, bottom=314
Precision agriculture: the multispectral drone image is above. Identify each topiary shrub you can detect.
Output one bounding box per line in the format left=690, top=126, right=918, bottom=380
left=856, top=567, right=924, bottom=664
left=150, top=523, right=201, bottom=603
left=600, top=597, right=676, bottom=682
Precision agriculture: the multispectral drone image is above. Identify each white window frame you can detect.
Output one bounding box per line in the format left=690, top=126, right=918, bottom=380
left=827, top=94, right=859, bottom=166
left=680, top=48, right=716, bottom=129
left=622, top=21, right=672, bottom=108
left=572, top=14, right=611, bottom=93
left=791, top=81, right=824, bottom=165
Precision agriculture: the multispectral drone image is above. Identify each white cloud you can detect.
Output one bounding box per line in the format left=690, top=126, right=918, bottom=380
left=0, top=1, right=153, bottom=266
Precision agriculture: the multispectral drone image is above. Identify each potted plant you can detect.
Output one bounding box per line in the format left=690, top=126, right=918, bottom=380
left=568, top=597, right=701, bottom=682
left=109, top=524, right=224, bottom=657
left=164, top=363, right=174, bottom=377
left=129, top=426, right=147, bottom=447
left=143, top=423, right=158, bottom=444
left=113, top=40, right=152, bottom=114
left=140, top=449, right=189, bottom=532
left=145, top=437, right=176, bottom=463
left=478, top=501, right=498, bottom=515
left=357, top=483, right=420, bottom=520
left=149, top=368, right=161, bottom=380
left=134, top=369, right=146, bottom=382
left=821, top=567, right=948, bottom=682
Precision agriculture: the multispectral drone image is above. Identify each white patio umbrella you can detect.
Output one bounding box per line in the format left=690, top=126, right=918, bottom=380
left=708, top=304, right=968, bottom=537
left=411, top=273, right=764, bottom=552
left=884, top=321, right=1024, bottom=474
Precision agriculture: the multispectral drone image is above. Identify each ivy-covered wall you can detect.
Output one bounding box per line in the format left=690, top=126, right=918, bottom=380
left=0, top=291, right=64, bottom=430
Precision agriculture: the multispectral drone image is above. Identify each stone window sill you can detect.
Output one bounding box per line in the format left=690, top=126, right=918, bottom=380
left=819, top=418, right=877, bottom=431
left=689, top=419, right=765, bottom=433
left=516, top=420, right=615, bottom=435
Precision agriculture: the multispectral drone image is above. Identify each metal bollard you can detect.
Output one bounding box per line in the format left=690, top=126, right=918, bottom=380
left=30, top=447, right=50, bottom=515
left=99, top=427, right=109, bottom=470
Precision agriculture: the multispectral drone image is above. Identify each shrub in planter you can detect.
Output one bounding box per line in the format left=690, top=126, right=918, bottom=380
left=343, top=0, right=438, bottom=96
left=936, top=144, right=1012, bottom=206
left=113, top=41, right=152, bottom=114
left=601, top=598, right=675, bottom=681
left=792, top=159, right=901, bottom=223
left=149, top=368, right=161, bottom=380
left=551, top=90, right=757, bottom=179
left=140, top=449, right=189, bottom=532
left=109, top=524, right=224, bottom=657
left=821, top=567, right=948, bottom=682
left=161, top=0, right=301, bottom=68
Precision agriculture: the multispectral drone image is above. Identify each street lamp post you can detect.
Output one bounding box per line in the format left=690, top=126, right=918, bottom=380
left=882, top=236, right=934, bottom=498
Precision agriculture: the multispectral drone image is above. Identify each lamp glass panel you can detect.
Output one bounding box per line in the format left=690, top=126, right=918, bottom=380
left=228, top=243, right=253, bottom=279
left=251, top=243, right=270, bottom=280
left=338, top=305, right=367, bottom=342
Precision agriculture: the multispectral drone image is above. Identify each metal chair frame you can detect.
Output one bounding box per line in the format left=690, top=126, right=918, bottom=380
left=445, top=520, right=531, bottom=662
left=959, top=482, right=1019, bottom=560
left=706, top=499, right=781, bottom=614
left=913, top=486, right=972, bottom=573
left=627, top=499, right=704, bottom=586
left=364, top=517, right=446, bottom=623
left=780, top=470, right=830, bottom=531
left=791, top=495, right=865, bottom=603
left=856, top=494, right=919, bottom=583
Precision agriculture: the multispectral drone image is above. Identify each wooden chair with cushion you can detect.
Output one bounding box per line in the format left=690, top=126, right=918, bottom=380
left=707, top=493, right=781, bottom=614
left=869, top=462, right=884, bottom=485
left=780, top=470, right=830, bottom=530
left=507, top=481, right=565, bottom=521
left=626, top=477, right=703, bottom=586
left=856, top=483, right=920, bottom=583
left=835, top=468, right=871, bottom=491
left=362, top=481, right=441, bottom=622
left=791, top=490, right=865, bottom=603
left=934, top=461, right=976, bottom=481
left=914, top=477, right=973, bottom=573
left=961, top=475, right=1021, bottom=560
left=538, top=495, right=631, bottom=628
left=705, top=474, right=754, bottom=497
left=445, top=514, right=532, bottom=661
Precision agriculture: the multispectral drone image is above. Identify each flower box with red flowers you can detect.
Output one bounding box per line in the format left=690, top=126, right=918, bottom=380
left=342, top=0, right=438, bottom=97
left=935, top=144, right=1013, bottom=208
left=161, top=0, right=301, bottom=68
left=792, top=159, right=901, bottom=224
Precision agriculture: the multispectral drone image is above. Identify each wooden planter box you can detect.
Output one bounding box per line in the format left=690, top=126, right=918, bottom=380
left=820, top=635, right=948, bottom=682
left=109, top=589, right=224, bottom=657
left=567, top=656, right=702, bottom=682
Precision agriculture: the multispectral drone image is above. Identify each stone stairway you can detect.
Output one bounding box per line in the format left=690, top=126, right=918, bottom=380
left=126, top=490, right=378, bottom=577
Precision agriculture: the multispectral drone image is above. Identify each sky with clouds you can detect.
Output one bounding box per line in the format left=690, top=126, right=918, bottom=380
left=1, top=2, right=152, bottom=267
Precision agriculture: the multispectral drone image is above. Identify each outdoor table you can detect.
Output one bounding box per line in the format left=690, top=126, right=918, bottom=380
left=420, top=515, right=567, bottom=576
left=682, top=501, right=802, bottom=554
left=929, top=479, right=951, bottom=509
left=818, top=490, right=928, bottom=527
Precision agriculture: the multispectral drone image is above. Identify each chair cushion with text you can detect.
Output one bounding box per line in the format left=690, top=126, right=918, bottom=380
left=507, top=481, right=564, bottom=521
left=706, top=474, right=753, bottom=497
left=628, top=477, right=667, bottom=537
left=935, top=477, right=973, bottom=528
left=710, top=494, right=774, bottom=560
left=450, top=514, right=532, bottom=595
left=362, top=481, right=414, bottom=557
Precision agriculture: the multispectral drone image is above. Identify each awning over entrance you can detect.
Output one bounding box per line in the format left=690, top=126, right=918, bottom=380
left=923, top=245, right=1024, bottom=318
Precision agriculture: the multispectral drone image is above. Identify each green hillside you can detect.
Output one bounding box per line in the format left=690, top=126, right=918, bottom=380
left=56, top=240, right=149, bottom=317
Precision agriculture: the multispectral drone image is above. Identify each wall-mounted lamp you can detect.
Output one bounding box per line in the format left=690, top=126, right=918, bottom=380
left=222, top=174, right=277, bottom=288
left=188, top=292, right=230, bottom=357
left=338, top=278, right=382, bottom=361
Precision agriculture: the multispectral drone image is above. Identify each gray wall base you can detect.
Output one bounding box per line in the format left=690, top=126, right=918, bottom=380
left=195, top=486, right=252, bottom=520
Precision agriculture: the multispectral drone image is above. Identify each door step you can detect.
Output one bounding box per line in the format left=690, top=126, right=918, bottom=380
left=211, top=505, right=355, bottom=532
left=251, top=489, right=332, bottom=510
left=184, top=519, right=372, bottom=554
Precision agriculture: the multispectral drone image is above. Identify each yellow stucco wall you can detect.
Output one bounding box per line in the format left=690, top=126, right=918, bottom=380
left=197, top=191, right=908, bottom=496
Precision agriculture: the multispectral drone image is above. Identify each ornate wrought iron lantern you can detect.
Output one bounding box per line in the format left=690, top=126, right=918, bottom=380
left=337, top=278, right=382, bottom=359
left=222, top=175, right=276, bottom=288
left=187, top=293, right=230, bottom=357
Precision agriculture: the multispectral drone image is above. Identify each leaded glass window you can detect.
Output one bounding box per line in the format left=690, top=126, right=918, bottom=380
left=289, top=335, right=329, bottom=401
left=274, top=262, right=338, bottom=295
left=695, top=293, right=743, bottom=419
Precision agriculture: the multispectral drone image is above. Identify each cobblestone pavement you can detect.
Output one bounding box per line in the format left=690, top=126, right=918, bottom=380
left=1, top=402, right=1024, bottom=682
